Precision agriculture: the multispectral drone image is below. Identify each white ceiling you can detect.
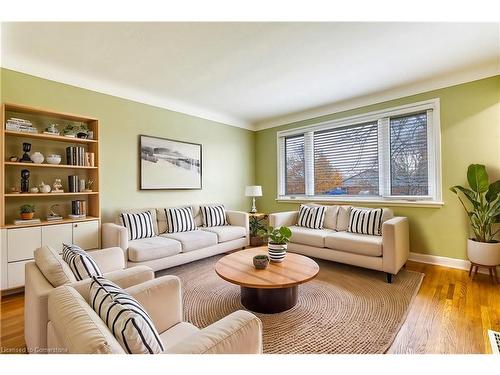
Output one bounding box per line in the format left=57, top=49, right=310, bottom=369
left=1, top=22, right=499, bottom=130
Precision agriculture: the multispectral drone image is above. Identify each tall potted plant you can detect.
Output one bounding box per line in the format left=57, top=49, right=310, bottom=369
left=257, top=225, right=292, bottom=262
left=450, top=164, right=500, bottom=267
left=249, top=216, right=266, bottom=246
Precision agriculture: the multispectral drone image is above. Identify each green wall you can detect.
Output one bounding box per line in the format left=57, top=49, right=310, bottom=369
left=255, top=75, right=500, bottom=260
left=1, top=68, right=255, bottom=222
left=2, top=67, right=499, bottom=261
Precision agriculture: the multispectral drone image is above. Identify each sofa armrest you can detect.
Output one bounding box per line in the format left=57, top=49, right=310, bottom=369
left=102, top=223, right=129, bottom=254
left=24, top=262, right=55, bottom=353
left=89, top=247, right=125, bottom=273
left=382, top=216, right=410, bottom=275
left=269, top=211, right=298, bottom=228
left=167, top=310, right=262, bottom=354
left=226, top=210, right=249, bottom=234
left=126, top=276, right=182, bottom=333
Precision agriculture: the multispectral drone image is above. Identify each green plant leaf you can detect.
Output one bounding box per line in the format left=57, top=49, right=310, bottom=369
left=467, top=164, right=489, bottom=193
left=485, top=180, right=500, bottom=203
left=450, top=186, right=479, bottom=209
left=279, top=226, right=292, bottom=238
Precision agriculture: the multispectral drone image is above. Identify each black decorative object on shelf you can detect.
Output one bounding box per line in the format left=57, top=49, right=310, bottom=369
left=21, top=169, right=30, bottom=193
left=20, top=142, right=32, bottom=163
left=68, top=175, right=79, bottom=192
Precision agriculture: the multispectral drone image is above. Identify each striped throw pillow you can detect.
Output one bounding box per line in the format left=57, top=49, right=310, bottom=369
left=62, top=244, right=103, bottom=281
left=200, top=205, right=227, bottom=227
left=297, top=205, right=327, bottom=229
left=90, top=277, right=164, bottom=354
left=120, top=211, right=155, bottom=241
left=165, top=207, right=196, bottom=233
left=348, top=207, right=384, bottom=236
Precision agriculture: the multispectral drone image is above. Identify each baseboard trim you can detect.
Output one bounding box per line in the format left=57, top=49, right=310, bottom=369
left=409, top=252, right=493, bottom=275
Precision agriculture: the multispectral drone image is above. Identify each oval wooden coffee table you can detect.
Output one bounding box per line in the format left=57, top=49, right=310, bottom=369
left=215, top=247, right=319, bottom=314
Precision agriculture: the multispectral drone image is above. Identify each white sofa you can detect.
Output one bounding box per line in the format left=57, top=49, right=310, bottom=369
left=24, top=246, right=154, bottom=353
left=47, top=275, right=263, bottom=354
left=102, top=205, right=249, bottom=271
left=269, top=205, right=409, bottom=283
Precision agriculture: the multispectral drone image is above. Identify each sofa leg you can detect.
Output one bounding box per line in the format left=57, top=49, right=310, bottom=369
left=386, top=273, right=394, bottom=284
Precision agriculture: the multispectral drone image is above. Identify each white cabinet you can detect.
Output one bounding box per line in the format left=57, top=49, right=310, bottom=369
left=7, top=227, right=42, bottom=262
left=2, top=219, right=100, bottom=290
left=73, top=221, right=99, bottom=250
left=7, top=260, right=30, bottom=289
left=42, top=224, right=73, bottom=253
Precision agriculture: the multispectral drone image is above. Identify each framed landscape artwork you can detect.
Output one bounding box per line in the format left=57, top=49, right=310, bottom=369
left=140, top=135, right=202, bottom=190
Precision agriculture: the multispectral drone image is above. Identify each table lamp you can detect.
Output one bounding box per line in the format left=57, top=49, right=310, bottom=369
left=245, top=185, right=262, bottom=213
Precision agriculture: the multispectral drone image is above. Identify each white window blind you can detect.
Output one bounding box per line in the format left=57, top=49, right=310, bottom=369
left=314, top=122, right=379, bottom=196
left=277, top=99, right=441, bottom=204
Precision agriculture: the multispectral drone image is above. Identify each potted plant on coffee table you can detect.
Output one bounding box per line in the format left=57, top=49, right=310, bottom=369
left=450, top=164, right=500, bottom=278
left=20, top=204, right=35, bottom=220
left=257, top=225, right=292, bottom=263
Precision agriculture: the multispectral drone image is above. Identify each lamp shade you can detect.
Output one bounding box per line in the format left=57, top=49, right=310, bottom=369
left=245, top=185, right=262, bottom=197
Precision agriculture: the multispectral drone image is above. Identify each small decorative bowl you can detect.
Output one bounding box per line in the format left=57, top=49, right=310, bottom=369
left=253, top=254, right=269, bottom=270
left=46, top=154, right=62, bottom=165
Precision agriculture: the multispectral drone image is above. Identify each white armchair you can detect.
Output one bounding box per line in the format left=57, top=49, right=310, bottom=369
left=47, top=275, right=263, bottom=354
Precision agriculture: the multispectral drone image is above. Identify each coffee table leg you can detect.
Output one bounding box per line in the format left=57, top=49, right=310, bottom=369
left=241, top=286, right=298, bottom=313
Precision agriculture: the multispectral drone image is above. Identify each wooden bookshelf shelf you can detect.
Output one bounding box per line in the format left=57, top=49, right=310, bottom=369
left=5, top=192, right=98, bottom=198
left=4, top=215, right=100, bottom=229
left=4, top=130, right=97, bottom=144
left=1, top=102, right=100, bottom=228
left=4, top=161, right=97, bottom=169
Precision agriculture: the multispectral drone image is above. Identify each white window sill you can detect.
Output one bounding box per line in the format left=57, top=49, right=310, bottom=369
left=276, top=196, right=444, bottom=208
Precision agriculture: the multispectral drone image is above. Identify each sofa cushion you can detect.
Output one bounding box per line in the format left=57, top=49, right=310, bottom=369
left=34, top=245, right=77, bottom=287
left=161, top=230, right=218, bottom=252
left=118, top=208, right=159, bottom=235
left=297, top=205, right=327, bottom=229
left=289, top=225, right=333, bottom=248
left=120, top=211, right=156, bottom=240
left=307, top=204, right=339, bottom=230
left=201, top=225, right=246, bottom=243
left=128, top=237, right=182, bottom=262
left=348, top=207, right=384, bottom=236
left=62, top=244, right=103, bottom=281
left=336, top=206, right=352, bottom=231
left=200, top=205, right=228, bottom=227
left=90, top=277, right=164, bottom=354
left=325, top=232, right=383, bottom=257
left=165, top=207, right=197, bottom=233
left=160, top=322, right=199, bottom=352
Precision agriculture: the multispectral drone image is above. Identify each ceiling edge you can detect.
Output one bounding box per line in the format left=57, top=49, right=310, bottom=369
left=1, top=55, right=253, bottom=131
left=253, top=62, right=500, bottom=131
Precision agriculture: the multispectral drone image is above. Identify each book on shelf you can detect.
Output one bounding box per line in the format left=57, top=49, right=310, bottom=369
left=46, top=215, right=63, bottom=222
left=66, top=146, right=87, bottom=166
left=13, top=218, right=41, bottom=225
left=71, top=200, right=87, bottom=216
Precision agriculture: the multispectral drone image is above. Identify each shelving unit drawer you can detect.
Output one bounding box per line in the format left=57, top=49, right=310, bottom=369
left=73, top=220, right=99, bottom=250
left=42, top=224, right=73, bottom=253
left=7, top=227, right=42, bottom=262
left=7, top=260, right=31, bottom=289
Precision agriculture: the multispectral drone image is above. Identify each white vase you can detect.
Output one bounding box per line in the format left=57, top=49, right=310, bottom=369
left=30, top=152, right=44, bottom=164
left=467, top=239, right=500, bottom=266
left=268, top=243, right=287, bottom=263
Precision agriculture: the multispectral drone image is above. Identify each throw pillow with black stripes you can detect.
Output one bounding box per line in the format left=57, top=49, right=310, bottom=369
left=200, top=205, right=228, bottom=227
left=62, top=243, right=103, bottom=281
left=120, top=211, right=155, bottom=241
left=165, top=206, right=196, bottom=233
left=297, top=204, right=327, bottom=229
left=347, top=207, right=384, bottom=236
left=90, top=276, right=164, bottom=354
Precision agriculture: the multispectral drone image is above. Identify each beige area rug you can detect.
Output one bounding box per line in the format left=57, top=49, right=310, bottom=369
left=158, top=255, right=424, bottom=354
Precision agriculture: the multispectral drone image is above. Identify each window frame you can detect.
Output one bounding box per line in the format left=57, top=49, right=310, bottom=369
left=276, top=98, right=442, bottom=206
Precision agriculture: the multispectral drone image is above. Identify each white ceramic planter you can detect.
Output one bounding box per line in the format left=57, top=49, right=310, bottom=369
left=30, top=152, right=44, bottom=164
left=268, top=243, right=287, bottom=263
left=467, top=239, right=500, bottom=266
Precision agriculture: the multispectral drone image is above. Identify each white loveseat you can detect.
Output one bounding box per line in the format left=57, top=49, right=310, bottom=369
left=269, top=205, right=409, bottom=283
left=102, top=205, right=249, bottom=272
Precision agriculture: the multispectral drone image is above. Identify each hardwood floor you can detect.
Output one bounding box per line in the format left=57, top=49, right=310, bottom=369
left=0, top=261, right=498, bottom=354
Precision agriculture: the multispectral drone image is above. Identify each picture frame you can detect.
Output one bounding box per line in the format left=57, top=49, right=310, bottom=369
left=139, top=135, right=202, bottom=190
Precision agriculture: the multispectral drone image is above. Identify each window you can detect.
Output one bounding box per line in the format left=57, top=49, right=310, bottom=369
left=277, top=99, right=441, bottom=204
